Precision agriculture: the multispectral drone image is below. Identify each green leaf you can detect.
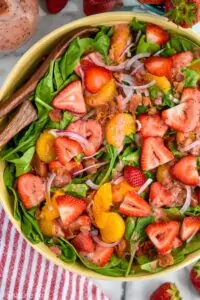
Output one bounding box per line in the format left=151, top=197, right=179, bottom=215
left=141, top=260, right=163, bottom=273
left=7, top=187, right=21, bottom=220
left=8, top=147, right=35, bottom=177
left=124, top=133, right=136, bottom=145
left=125, top=217, right=137, bottom=241
left=184, top=206, right=200, bottom=216
left=197, top=157, right=200, bottom=170
left=121, top=149, right=140, bottom=167
left=45, top=111, right=73, bottom=130
left=149, top=86, right=174, bottom=108
left=183, top=68, right=200, bottom=88
left=53, top=59, right=64, bottom=90
left=136, top=255, right=150, bottom=265
left=136, top=35, right=160, bottom=55
left=169, top=142, right=185, bottom=159
left=3, top=164, right=15, bottom=188
left=135, top=105, right=148, bottom=115
left=62, top=183, right=89, bottom=198
left=93, top=30, right=110, bottom=60
left=183, top=235, right=200, bottom=254
left=99, top=145, right=119, bottom=185
left=131, top=17, right=146, bottom=32
left=164, top=208, right=184, bottom=221
left=162, top=34, right=199, bottom=56
left=132, top=216, right=154, bottom=243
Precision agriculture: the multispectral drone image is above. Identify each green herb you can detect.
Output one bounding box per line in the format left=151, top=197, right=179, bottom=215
left=141, top=260, right=163, bottom=273
left=149, top=86, right=174, bottom=108
left=3, top=164, right=15, bottom=188
left=164, top=208, right=184, bottom=221
left=61, top=183, right=89, bottom=198
left=170, top=142, right=185, bottom=159
left=136, top=105, right=148, bottom=115
left=121, top=149, right=140, bottom=167
left=144, top=171, right=156, bottom=180
left=183, top=68, right=200, bottom=88
left=100, top=145, right=118, bottom=185
left=184, top=205, right=200, bottom=216
left=162, top=34, right=199, bottom=56
left=45, top=111, right=73, bottom=130
left=136, top=35, right=160, bottom=55
left=125, top=217, right=136, bottom=241
left=124, top=133, right=136, bottom=145
left=136, top=255, right=150, bottom=265
left=131, top=17, right=146, bottom=32
left=53, top=59, right=64, bottom=90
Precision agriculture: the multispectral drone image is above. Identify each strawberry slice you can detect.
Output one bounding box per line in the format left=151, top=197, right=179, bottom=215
left=71, top=232, right=95, bottom=252
left=138, top=113, right=168, bottom=138
left=80, top=246, right=113, bottom=267
left=55, top=137, right=83, bottom=166
left=172, top=237, right=183, bottom=250
left=169, top=51, right=194, bottom=81
left=145, top=221, right=180, bottom=254
left=17, top=173, right=46, bottom=209
left=180, top=216, right=200, bottom=241
left=170, top=155, right=199, bottom=186
left=52, top=80, right=86, bottom=114
left=141, top=137, right=174, bottom=171
left=119, top=190, right=152, bottom=217
left=162, top=88, right=200, bottom=132
left=146, top=24, right=170, bottom=46
left=144, top=57, right=172, bottom=78
left=84, top=66, right=112, bottom=94
left=123, top=166, right=146, bottom=188
left=56, top=195, right=87, bottom=226
left=149, top=182, right=175, bottom=208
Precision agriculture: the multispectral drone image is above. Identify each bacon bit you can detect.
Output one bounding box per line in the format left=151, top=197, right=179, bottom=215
left=96, top=101, right=119, bottom=126
left=128, top=94, right=142, bottom=115
left=114, top=238, right=129, bottom=258
left=142, top=96, right=152, bottom=107
left=148, top=106, right=158, bottom=115
left=158, top=253, right=174, bottom=268
left=136, top=241, right=155, bottom=259
left=49, top=109, right=62, bottom=122
left=83, top=158, right=98, bottom=174
left=49, top=245, right=62, bottom=256
left=116, top=94, right=127, bottom=112
left=154, top=208, right=169, bottom=223
left=154, top=97, right=163, bottom=106
left=173, top=81, right=184, bottom=94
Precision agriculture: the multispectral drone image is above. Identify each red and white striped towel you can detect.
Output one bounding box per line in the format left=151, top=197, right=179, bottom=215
left=0, top=205, right=109, bottom=300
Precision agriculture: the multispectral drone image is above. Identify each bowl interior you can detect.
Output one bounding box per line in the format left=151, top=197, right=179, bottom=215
left=0, top=12, right=200, bottom=281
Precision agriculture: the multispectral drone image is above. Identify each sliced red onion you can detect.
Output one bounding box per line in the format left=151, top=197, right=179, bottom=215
left=135, top=30, right=142, bottom=45
left=83, top=146, right=106, bottom=160
left=143, top=89, right=149, bottom=97
left=137, top=178, right=153, bottom=195
left=118, top=80, right=156, bottom=91
left=82, top=109, right=96, bottom=120
left=46, top=173, right=56, bottom=200
left=124, top=90, right=133, bottom=104
left=119, top=41, right=134, bottom=60
left=136, top=120, right=142, bottom=132
left=180, top=140, right=200, bottom=152
left=73, top=161, right=108, bottom=176
left=123, top=74, right=134, bottom=85
left=154, top=49, right=165, bottom=56
left=91, top=229, right=98, bottom=236
left=131, top=63, right=144, bottom=75
left=125, top=53, right=151, bottom=70
left=180, top=185, right=192, bottom=214
left=89, top=53, right=128, bottom=71
left=86, top=179, right=99, bottom=190
left=112, top=175, right=124, bottom=185
left=92, top=235, right=121, bottom=248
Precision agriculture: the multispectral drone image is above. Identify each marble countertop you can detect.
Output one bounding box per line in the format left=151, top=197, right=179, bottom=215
left=0, top=1, right=200, bottom=299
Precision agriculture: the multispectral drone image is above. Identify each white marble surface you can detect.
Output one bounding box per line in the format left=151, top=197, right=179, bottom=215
left=0, top=1, right=200, bottom=299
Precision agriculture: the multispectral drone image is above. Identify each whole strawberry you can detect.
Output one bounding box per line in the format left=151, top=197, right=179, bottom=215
left=46, top=0, right=68, bottom=14
left=150, top=282, right=181, bottom=300
left=123, top=166, right=146, bottom=188
left=190, top=260, right=200, bottom=293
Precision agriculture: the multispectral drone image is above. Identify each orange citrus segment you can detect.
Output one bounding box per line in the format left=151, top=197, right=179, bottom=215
left=40, top=191, right=64, bottom=221
left=144, top=73, right=171, bottom=93
left=100, top=212, right=125, bottom=243
left=39, top=219, right=56, bottom=237
left=36, top=131, right=56, bottom=163
left=112, top=180, right=134, bottom=204
left=189, top=58, right=200, bottom=73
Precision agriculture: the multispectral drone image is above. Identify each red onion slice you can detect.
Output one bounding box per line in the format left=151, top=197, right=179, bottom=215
left=46, top=173, right=56, bottom=201
left=180, top=185, right=192, bottom=214
left=112, top=175, right=124, bottom=185
left=180, top=140, right=200, bottom=152
left=131, top=63, right=144, bottom=75
left=118, top=80, right=156, bottom=91
left=83, top=146, right=106, bottom=160
left=124, top=90, right=133, bottom=104
left=73, top=161, right=108, bottom=176
left=86, top=179, right=99, bottom=190
left=92, top=235, right=120, bottom=248
left=136, top=120, right=142, bottom=132
left=135, top=30, right=142, bottom=45
left=125, top=53, right=151, bottom=70
left=137, top=178, right=153, bottom=195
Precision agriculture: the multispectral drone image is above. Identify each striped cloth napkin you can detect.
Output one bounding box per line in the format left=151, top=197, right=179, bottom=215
left=0, top=205, right=109, bottom=300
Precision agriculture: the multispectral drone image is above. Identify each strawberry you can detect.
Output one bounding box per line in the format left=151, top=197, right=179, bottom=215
left=197, top=187, right=200, bottom=205
left=139, top=0, right=164, bottom=3
left=138, top=113, right=168, bottom=138
left=145, top=221, right=180, bottom=254
left=52, top=80, right=86, bottom=114
left=17, top=173, right=46, bottom=209
left=144, top=57, right=172, bottom=78
left=83, top=0, right=120, bottom=16
left=146, top=24, right=170, bottom=46
left=80, top=246, right=113, bottom=266
left=172, top=237, right=183, bottom=250
left=71, top=232, right=95, bottom=252
left=49, top=109, right=62, bottom=122
left=149, top=182, right=174, bottom=208
left=49, top=160, right=83, bottom=175
left=56, top=195, right=87, bottom=226
left=180, top=216, right=200, bottom=241
left=46, top=0, right=68, bottom=14
left=165, top=0, right=200, bottom=28
left=169, top=51, right=194, bottom=81
left=55, top=137, right=83, bottom=166
left=123, top=166, right=146, bottom=188
left=190, top=260, right=200, bottom=293
left=150, top=282, right=181, bottom=300
left=69, top=215, right=91, bottom=233
left=141, top=137, right=174, bottom=171
left=84, top=66, right=112, bottom=94
left=162, top=88, right=200, bottom=132
left=170, top=155, right=199, bottom=186
left=119, top=190, right=152, bottom=217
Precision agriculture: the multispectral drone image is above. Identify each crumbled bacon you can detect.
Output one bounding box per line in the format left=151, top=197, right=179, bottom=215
left=83, top=158, right=98, bottom=174
left=114, top=238, right=129, bottom=258
left=96, top=101, right=119, bottom=126
left=128, top=94, right=142, bottom=115
left=136, top=241, right=155, bottom=259
left=158, top=253, right=174, bottom=267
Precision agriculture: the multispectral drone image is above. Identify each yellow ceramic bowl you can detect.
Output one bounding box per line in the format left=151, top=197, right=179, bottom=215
left=0, top=12, right=200, bottom=281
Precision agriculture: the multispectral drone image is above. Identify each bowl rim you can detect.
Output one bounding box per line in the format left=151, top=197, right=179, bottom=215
left=0, top=11, right=200, bottom=281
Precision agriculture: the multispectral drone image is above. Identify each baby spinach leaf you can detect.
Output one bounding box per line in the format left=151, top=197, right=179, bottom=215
left=8, top=147, right=35, bottom=177
left=121, top=149, right=140, bottom=167
left=125, top=217, right=136, bottom=241
left=162, top=34, right=199, bottom=56
left=3, top=164, right=15, bottom=188
left=54, top=59, right=64, bottom=90
left=7, top=187, right=21, bottom=221
left=61, top=183, right=89, bottom=198
left=135, top=255, right=150, bottom=265
left=136, top=35, right=160, bottom=55
left=169, top=142, right=185, bottom=159
left=184, top=205, right=200, bottom=216
left=183, top=235, right=200, bottom=254
left=183, top=68, right=200, bottom=88
left=45, top=111, right=73, bottom=130
left=135, top=105, right=148, bottom=115
left=164, top=208, right=184, bottom=221
left=131, top=17, right=146, bottom=32
left=141, top=260, right=163, bottom=273
left=93, top=30, right=110, bottom=59
left=100, top=145, right=119, bottom=185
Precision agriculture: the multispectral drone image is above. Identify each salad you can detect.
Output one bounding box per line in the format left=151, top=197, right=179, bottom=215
left=1, top=18, right=200, bottom=277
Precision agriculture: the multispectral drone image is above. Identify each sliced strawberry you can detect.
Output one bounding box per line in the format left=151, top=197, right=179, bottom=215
left=170, top=155, right=199, bottom=186
left=71, top=232, right=95, bottom=252
left=150, top=282, right=181, bottom=300
left=80, top=246, right=113, bottom=267
left=17, top=173, right=46, bottom=209
left=180, top=216, right=200, bottom=241
left=123, top=166, right=146, bottom=188
left=169, top=51, right=194, bottom=81
left=84, top=66, right=112, bottom=94
left=56, top=195, right=86, bottom=226
left=144, top=57, right=172, bottom=78
left=119, top=190, right=152, bottom=217
left=172, top=237, right=183, bottom=250
left=145, top=221, right=180, bottom=254
left=52, top=80, right=86, bottom=114
left=49, top=159, right=83, bottom=175
left=69, top=215, right=91, bottom=232
left=141, top=137, right=174, bottom=171
left=138, top=113, right=168, bottom=138
left=55, top=137, right=83, bottom=166
left=146, top=24, right=170, bottom=46
left=149, top=182, right=175, bottom=208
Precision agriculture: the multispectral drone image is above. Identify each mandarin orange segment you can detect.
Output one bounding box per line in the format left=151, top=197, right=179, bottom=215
left=106, top=113, right=136, bottom=148
left=94, top=211, right=110, bottom=229
left=36, top=131, right=56, bottom=163
left=112, top=180, right=134, bottom=204
left=39, top=219, right=56, bottom=237
left=85, top=78, right=116, bottom=107
left=100, top=212, right=125, bottom=243
left=40, top=191, right=64, bottom=221
left=144, top=73, right=171, bottom=93
left=189, top=59, right=200, bottom=73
